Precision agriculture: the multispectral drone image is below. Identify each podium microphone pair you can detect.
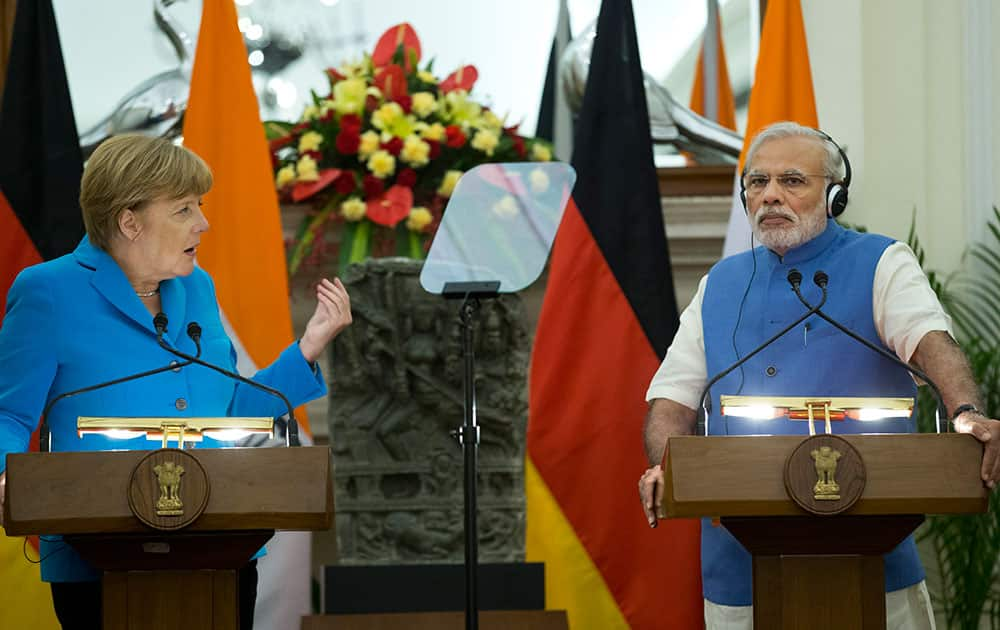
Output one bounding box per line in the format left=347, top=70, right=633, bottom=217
left=697, top=269, right=948, bottom=434
left=38, top=313, right=300, bottom=452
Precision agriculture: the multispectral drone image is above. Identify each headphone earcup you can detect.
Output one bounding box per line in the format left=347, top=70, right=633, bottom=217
left=826, top=183, right=848, bottom=217
left=740, top=187, right=747, bottom=214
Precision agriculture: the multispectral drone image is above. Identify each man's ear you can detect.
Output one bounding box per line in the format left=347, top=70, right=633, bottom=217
left=118, top=208, right=141, bottom=241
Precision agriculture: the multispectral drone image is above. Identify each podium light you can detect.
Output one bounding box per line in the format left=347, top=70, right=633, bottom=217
left=77, top=417, right=274, bottom=449
left=719, top=396, right=914, bottom=435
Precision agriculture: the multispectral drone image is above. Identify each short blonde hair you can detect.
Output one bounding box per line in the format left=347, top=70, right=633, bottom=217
left=80, top=135, right=213, bottom=250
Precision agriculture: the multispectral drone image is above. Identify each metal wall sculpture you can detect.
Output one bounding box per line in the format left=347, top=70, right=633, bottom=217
left=329, top=258, right=530, bottom=563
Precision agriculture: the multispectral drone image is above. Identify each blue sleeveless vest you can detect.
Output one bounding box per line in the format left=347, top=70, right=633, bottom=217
left=699, top=219, right=925, bottom=605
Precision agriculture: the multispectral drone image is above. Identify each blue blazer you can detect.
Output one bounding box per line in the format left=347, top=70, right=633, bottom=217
left=0, top=236, right=326, bottom=581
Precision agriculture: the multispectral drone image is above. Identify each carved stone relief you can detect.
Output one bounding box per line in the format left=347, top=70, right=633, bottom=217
left=328, top=257, right=530, bottom=564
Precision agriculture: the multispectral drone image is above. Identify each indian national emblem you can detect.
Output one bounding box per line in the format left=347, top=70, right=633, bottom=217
left=810, top=445, right=842, bottom=501
left=153, top=460, right=185, bottom=516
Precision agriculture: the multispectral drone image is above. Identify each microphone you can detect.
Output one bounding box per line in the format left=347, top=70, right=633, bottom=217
left=38, top=329, right=200, bottom=453
left=153, top=313, right=301, bottom=447
left=790, top=272, right=948, bottom=431
left=697, top=269, right=826, bottom=434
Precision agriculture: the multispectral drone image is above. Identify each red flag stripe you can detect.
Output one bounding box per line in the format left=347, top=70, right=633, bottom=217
left=528, top=199, right=702, bottom=628
left=0, top=193, right=42, bottom=320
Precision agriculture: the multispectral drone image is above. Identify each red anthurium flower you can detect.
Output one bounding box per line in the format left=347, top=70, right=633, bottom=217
left=292, top=168, right=341, bottom=203
left=425, top=139, right=441, bottom=160
left=372, top=23, right=421, bottom=71
left=334, top=171, right=356, bottom=195
left=325, top=67, right=346, bottom=83
left=336, top=127, right=361, bottom=154
left=362, top=175, right=385, bottom=199
left=440, top=65, right=478, bottom=93
left=374, top=64, right=409, bottom=102
left=396, top=168, right=417, bottom=188
left=366, top=185, right=414, bottom=227
left=445, top=125, right=467, bottom=148
left=381, top=137, right=404, bottom=156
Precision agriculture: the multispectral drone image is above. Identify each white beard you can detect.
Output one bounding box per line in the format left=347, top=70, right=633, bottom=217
left=751, top=203, right=828, bottom=253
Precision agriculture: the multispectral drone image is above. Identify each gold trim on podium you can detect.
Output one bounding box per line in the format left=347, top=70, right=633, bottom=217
left=77, top=416, right=273, bottom=448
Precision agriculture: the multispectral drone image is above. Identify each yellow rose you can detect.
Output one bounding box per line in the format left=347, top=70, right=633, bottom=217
left=406, top=206, right=433, bottom=231
left=340, top=197, right=367, bottom=222
left=367, top=150, right=396, bottom=179
left=400, top=135, right=431, bottom=167
left=333, top=78, right=367, bottom=115
left=420, top=122, right=446, bottom=142
left=417, top=70, right=438, bottom=84
left=480, top=110, right=503, bottom=131
left=296, top=155, right=319, bottom=182
left=529, top=168, right=550, bottom=194
left=275, top=165, right=296, bottom=189
left=437, top=170, right=463, bottom=197
left=411, top=92, right=438, bottom=118
left=338, top=59, right=368, bottom=79
left=532, top=143, right=552, bottom=162
left=470, top=129, right=499, bottom=156
left=298, top=131, right=324, bottom=153
left=300, top=104, right=319, bottom=122
left=359, top=131, right=381, bottom=158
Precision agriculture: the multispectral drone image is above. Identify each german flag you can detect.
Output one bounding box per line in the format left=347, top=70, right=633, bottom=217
left=525, top=0, right=702, bottom=628
left=0, top=0, right=82, bottom=627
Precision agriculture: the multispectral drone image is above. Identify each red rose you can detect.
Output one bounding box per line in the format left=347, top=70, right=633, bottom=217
left=511, top=135, right=526, bottom=159
left=334, top=171, right=356, bottom=195
left=320, top=109, right=335, bottom=123
left=336, top=128, right=361, bottom=154
left=340, top=114, right=362, bottom=132
left=396, top=168, right=417, bottom=188
left=425, top=139, right=441, bottom=159
left=395, top=94, right=412, bottom=114
left=445, top=125, right=466, bottom=148
left=365, top=94, right=379, bottom=113
left=381, top=137, right=404, bottom=156
left=363, top=175, right=385, bottom=199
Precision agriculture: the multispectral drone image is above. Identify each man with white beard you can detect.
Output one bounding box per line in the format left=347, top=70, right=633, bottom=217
left=636, top=121, right=1000, bottom=629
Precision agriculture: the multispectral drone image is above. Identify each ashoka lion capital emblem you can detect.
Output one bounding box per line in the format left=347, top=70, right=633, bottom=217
left=153, top=460, right=185, bottom=516
left=811, top=445, right=842, bottom=501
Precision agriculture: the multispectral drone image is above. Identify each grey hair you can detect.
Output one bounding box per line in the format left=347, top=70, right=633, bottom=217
left=744, top=121, right=845, bottom=181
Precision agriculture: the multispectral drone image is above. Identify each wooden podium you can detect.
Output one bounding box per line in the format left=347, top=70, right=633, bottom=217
left=662, top=433, right=988, bottom=628
left=4, top=446, right=333, bottom=630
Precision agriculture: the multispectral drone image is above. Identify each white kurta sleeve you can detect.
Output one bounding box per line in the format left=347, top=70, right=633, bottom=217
left=645, top=274, right=708, bottom=409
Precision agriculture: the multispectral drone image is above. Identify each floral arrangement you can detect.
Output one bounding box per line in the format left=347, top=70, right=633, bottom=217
left=269, top=23, right=554, bottom=276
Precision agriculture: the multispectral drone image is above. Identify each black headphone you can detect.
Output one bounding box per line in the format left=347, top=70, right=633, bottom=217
left=739, top=129, right=852, bottom=218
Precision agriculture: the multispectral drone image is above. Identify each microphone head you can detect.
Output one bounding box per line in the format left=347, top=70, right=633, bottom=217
left=153, top=312, right=168, bottom=333
left=787, top=269, right=803, bottom=288
left=813, top=271, right=829, bottom=288
left=186, top=322, right=202, bottom=341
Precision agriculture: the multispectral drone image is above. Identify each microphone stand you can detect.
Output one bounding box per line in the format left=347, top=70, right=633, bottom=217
left=154, top=315, right=301, bottom=446
left=441, top=280, right=500, bottom=630
left=790, top=273, right=948, bottom=432
left=38, top=339, right=201, bottom=453
left=697, top=270, right=826, bottom=435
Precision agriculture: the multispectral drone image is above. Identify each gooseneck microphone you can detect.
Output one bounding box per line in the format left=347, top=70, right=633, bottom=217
left=38, top=328, right=201, bottom=453
left=697, top=269, right=827, bottom=434
left=790, top=271, right=948, bottom=431
left=153, top=313, right=301, bottom=447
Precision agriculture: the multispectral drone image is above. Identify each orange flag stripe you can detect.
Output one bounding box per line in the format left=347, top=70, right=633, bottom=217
left=690, top=10, right=737, bottom=131
left=181, top=0, right=308, bottom=431
left=739, top=0, right=818, bottom=167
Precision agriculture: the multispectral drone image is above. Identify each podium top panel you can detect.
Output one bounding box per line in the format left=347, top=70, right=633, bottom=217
left=3, top=446, right=333, bottom=536
left=662, top=433, right=987, bottom=519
